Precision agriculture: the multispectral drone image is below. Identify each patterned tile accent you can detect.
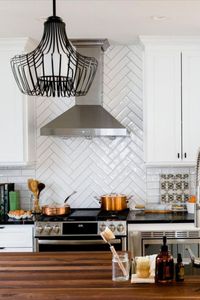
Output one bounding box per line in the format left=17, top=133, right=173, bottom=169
left=160, top=174, right=190, bottom=203
left=35, top=45, right=146, bottom=208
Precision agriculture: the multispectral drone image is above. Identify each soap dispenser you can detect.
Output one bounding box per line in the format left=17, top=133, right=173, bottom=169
left=155, top=236, right=174, bottom=283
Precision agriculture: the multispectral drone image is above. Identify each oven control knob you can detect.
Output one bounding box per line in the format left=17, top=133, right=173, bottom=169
left=44, top=225, right=52, bottom=235
left=117, top=224, right=124, bottom=233
left=99, top=223, right=106, bottom=232
left=36, top=225, right=43, bottom=234
left=109, top=224, right=115, bottom=232
left=53, top=225, right=60, bottom=234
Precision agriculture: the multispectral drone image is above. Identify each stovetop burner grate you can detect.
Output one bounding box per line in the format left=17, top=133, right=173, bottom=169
left=97, top=209, right=129, bottom=221
left=36, top=208, right=129, bottom=222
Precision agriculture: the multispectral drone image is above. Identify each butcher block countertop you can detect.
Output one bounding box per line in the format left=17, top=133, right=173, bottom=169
left=1, top=252, right=200, bottom=300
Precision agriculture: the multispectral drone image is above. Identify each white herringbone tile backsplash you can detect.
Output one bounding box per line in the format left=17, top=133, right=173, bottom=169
left=0, top=45, right=194, bottom=209
left=35, top=45, right=146, bottom=208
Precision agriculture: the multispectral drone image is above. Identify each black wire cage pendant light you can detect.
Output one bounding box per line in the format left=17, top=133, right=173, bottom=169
left=10, top=0, right=98, bottom=97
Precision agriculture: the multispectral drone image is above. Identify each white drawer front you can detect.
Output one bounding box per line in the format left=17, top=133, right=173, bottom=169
left=0, top=247, right=33, bottom=252
left=0, top=232, right=33, bottom=247
left=0, top=225, right=33, bottom=233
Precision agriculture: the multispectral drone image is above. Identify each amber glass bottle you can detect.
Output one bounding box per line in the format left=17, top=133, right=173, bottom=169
left=155, top=236, right=174, bottom=283
left=175, top=253, right=184, bottom=282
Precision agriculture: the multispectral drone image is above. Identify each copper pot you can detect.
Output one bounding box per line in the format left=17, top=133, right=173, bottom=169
left=41, top=204, right=70, bottom=216
left=41, top=192, right=76, bottom=216
left=96, top=194, right=129, bottom=211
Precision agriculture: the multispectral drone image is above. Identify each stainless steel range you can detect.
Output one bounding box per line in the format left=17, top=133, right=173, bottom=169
left=34, top=209, right=129, bottom=252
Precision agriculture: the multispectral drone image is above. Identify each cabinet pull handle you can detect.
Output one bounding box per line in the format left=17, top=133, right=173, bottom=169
left=184, top=153, right=187, bottom=158
left=0, top=227, right=5, bottom=229
left=0, top=247, right=5, bottom=250
left=177, top=153, right=180, bottom=159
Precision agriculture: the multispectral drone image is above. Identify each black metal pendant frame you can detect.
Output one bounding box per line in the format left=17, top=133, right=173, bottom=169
left=10, top=0, right=98, bottom=97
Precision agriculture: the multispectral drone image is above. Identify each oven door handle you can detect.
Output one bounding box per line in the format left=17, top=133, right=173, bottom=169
left=37, top=239, right=122, bottom=245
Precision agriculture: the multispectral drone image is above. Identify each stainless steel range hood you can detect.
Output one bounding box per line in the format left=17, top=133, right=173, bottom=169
left=40, top=39, right=127, bottom=137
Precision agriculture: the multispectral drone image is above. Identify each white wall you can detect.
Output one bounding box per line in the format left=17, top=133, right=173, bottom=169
left=0, top=45, right=195, bottom=210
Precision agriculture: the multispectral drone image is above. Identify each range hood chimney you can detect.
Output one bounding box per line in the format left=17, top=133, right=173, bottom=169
left=40, top=39, right=127, bottom=137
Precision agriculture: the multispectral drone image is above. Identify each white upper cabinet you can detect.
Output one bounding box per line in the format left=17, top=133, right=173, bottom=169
left=141, top=37, right=200, bottom=166
left=0, top=38, right=35, bottom=166
left=182, top=50, right=200, bottom=163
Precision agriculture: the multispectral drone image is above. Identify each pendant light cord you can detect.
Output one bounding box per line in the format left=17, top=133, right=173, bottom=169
left=53, top=0, right=56, bottom=16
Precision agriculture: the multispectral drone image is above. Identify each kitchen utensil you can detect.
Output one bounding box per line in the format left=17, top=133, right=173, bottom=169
left=30, top=179, right=39, bottom=196
left=100, top=227, right=128, bottom=277
left=27, top=179, right=33, bottom=192
left=27, top=179, right=40, bottom=213
left=41, top=204, right=70, bottom=216
left=186, top=247, right=200, bottom=267
left=64, top=191, right=77, bottom=203
left=37, top=183, right=45, bottom=198
left=95, top=194, right=131, bottom=211
left=144, top=203, right=172, bottom=214
left=41, top=191, right=76, bottom=215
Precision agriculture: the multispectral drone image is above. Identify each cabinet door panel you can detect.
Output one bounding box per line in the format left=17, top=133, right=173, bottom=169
left=0, top=39, right=35, bottom=166
left=182, top=50, right=200, bottom=163
left=144, top=50, right=181, bottom=164
left=0, top=48, right=24, bottom=163
left=0, top=232, right=32, bottom=247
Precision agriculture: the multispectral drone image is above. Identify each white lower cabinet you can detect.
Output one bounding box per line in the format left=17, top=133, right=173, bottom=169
left=0, top=225, right=33, bottom=252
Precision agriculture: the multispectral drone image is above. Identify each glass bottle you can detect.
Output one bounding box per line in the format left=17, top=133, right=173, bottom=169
left=175, top=253, right=184, bottom=282
left=155, top=236, right=174, bottom=283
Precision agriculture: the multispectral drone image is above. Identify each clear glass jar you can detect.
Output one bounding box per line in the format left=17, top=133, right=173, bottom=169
left=112, top=252, right=129, bottom=281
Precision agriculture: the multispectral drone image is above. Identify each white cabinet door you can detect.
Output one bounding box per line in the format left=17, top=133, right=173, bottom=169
left=144, top=49, right=181, bottom=164
left=0, top=39, right=35, bottom=166
left=0, top=47, right=24, bottom=163
left=0, top=225, right=33, bottom=252
left=182, top=50, right=200, bottom=163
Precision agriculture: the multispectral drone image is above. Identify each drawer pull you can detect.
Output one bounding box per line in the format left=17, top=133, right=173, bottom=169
left=0, top=247, right=5, bottom=250
left=0, top=227, right=5, bottom=229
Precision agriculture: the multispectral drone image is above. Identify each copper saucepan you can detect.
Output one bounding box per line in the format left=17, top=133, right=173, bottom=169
left=41, top=191, right=77, bottom=216
left=95, top=194, right=131, bottom=211
left=41, top=204, right=71, bottom=216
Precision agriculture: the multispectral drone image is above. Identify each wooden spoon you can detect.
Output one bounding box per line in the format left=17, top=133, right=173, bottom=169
left=27, top=178, right=34, bottom=192
left=30, top=179, right=39, bottom=196
left=37, top=183, right=45, bottom=198
left=30, top=179, right=40, bottom=213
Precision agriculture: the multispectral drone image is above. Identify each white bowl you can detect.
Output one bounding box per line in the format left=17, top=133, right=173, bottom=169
left=186, top=202, right=195, bottom=214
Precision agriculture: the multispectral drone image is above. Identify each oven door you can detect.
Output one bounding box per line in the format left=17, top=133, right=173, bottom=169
left=34, top=236, right=127, bottom=252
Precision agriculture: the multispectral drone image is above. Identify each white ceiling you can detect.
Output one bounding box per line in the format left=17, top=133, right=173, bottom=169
left=1, top=0, right=200, bottom=44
